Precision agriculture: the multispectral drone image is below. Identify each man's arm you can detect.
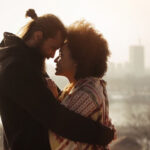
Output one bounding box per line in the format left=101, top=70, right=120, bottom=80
left=2, top=61, right=114, bottom=146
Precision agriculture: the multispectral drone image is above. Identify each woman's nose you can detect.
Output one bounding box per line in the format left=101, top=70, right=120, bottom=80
left=54, top=56, right=59, bottom=63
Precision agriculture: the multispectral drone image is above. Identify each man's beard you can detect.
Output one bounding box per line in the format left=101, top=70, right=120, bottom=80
left=33, top=39, right=45, bottom=55
left=34, top=39, right=46, bottom=73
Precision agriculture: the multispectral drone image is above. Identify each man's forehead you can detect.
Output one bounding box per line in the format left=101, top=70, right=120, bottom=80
left=60, top=39, right=67, bottom=47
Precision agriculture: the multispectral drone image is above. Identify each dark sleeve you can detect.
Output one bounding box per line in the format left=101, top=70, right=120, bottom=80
left=3, top=61, right=114, bottom=146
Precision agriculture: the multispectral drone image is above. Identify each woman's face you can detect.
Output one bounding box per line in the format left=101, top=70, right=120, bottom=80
left=54, top=44, right=77, bottom=78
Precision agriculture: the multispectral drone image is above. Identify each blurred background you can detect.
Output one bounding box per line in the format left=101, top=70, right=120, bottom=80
left=0, top=0, right=150, bottom=149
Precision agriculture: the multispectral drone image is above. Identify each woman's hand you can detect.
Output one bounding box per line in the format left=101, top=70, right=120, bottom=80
left=46, top=78, right=59, bottom=98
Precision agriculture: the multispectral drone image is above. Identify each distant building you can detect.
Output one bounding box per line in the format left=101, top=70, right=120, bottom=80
left=107, top=62, right=130, bottom=78
left=129, top=45, right=145, bottom=76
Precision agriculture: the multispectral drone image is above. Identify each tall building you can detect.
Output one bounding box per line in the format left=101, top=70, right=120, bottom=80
left=129, top=45, right=145, bottom=76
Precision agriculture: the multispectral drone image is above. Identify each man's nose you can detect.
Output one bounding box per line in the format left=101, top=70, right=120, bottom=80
left=51, top=50, right=56, bottom=58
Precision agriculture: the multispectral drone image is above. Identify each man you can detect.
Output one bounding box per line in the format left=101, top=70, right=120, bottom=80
left=0, top=9, right=114, bottom=150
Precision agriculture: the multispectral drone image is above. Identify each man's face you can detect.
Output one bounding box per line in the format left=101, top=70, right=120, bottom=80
left=39, top=31, right=64, bottom=59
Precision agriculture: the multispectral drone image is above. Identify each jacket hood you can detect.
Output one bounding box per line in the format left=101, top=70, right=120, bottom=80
left=0, top=32, right=28, bottom=69
left=0, top=32, right=44, bottom=72
left=0, top=32, right=24, bottom=47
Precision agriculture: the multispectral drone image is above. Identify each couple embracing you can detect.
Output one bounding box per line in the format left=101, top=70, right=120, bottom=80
left=0, top=9, right=116, bottom=150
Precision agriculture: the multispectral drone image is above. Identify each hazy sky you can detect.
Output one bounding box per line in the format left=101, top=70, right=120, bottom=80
left=0, top=0, right=150, bottom=68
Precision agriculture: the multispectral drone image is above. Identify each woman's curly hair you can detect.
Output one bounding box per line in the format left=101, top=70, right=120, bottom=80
left=67, top=20, right=110, bottom=80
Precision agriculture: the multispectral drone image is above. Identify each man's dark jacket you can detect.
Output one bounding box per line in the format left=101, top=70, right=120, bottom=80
left=0, top=33, right=114, bottom=150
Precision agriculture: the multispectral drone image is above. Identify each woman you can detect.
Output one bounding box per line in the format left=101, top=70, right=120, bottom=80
left=47, top=20, right=116, bottom=150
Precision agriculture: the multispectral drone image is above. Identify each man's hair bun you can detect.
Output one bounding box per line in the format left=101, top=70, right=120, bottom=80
left=25, top=9, right=38, bottom=20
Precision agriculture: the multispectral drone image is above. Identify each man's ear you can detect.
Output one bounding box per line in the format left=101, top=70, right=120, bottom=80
left=33, top=31, right=43, bottom=41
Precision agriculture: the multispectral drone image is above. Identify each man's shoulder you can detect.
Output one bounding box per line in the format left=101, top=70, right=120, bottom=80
left=0, top=46, right=25, bottom=67
left=0, top=44, right=27, bottom=60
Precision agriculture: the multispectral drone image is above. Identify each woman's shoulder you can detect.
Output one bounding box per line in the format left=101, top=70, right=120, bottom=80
left=75, top=76, right=106, bottom=93
left=72, top=77, right=106, bottom=105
